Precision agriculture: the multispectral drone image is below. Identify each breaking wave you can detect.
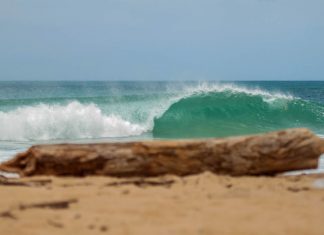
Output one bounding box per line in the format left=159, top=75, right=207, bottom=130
left=0, top=102, right=146, bottom=141
left=1, top=83, right=324, bottom=141
left=153, top=84, right=324, bottom=138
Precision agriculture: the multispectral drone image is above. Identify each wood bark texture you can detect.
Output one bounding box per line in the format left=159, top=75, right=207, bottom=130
left=0, top=128, right=323, bottom=177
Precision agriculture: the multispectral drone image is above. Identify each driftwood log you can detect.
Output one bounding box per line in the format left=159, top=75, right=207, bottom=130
left=0, top=128, right=323, bottom=177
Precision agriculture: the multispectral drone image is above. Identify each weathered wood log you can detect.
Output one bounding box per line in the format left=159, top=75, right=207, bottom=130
left=0, top=128, right=323, bottom=177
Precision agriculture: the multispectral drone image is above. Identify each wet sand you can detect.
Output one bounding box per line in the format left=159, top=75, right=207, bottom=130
left=1, top=173, right=324, bottom=235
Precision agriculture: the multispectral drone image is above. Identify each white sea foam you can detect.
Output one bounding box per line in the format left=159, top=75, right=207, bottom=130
left=0, top=101, right=146, bottom=141
left=182, top=82, right=295, bottom=103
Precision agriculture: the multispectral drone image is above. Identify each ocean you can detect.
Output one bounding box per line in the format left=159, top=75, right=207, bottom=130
left=0, top=81, right=323, bottom=173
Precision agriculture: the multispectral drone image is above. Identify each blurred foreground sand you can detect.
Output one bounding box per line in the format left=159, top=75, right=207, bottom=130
left=1, top=172, right=324, bottom=235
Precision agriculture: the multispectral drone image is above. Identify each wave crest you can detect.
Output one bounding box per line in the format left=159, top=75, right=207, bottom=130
left=153, top=84, right=324, bottom=138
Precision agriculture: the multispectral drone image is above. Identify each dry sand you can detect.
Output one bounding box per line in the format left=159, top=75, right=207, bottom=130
left=1, top=173, right=324, bottom=235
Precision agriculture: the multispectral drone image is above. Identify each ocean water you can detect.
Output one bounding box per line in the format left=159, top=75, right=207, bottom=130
left=0, top=81, right=324, bottom=173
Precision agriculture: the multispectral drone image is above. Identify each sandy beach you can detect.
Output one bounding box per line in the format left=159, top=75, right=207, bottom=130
left=1, top=172, right=324, bottom=235
left=1, top=0, right=324, bottom=234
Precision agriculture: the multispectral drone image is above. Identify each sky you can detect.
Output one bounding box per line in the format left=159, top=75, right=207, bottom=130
left=0, top=0, right=323, bottom=81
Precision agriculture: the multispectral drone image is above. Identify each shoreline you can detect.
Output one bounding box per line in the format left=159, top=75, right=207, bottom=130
left=0, top=128, right=323, bottom=234
left=2, top=131, right=324, bottom=176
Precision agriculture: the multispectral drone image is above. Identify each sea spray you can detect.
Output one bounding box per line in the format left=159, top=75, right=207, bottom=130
left=0, top=82, right=324, bottom=141
left=0, top=102, right=146, bottom=140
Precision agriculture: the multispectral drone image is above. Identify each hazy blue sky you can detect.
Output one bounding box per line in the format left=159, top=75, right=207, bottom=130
left=0, top=0, right=323, bottom=81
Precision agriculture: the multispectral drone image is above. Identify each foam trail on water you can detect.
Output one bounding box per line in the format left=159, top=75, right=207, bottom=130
left=0, top=101, right=146, bottom=141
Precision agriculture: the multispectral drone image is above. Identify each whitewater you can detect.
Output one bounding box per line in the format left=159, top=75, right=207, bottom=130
left=0, top=81, right=324, bottom=173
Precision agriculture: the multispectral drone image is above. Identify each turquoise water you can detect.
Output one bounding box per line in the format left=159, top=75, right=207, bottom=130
left=0, top=81, right=324, bottom=172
